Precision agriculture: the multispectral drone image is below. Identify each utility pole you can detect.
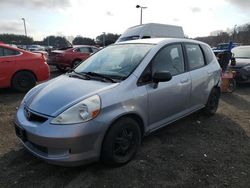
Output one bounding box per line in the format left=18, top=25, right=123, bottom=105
left=102, top=32, right=106, bottom=47
left=136, top=5, right=147, bottom=25
left=21, top=18, right=27, bottom=36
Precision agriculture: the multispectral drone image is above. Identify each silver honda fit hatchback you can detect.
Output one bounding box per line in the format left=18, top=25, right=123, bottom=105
left=15, top=38, right=221, bottom=166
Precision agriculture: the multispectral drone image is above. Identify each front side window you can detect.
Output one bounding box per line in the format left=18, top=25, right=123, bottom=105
left=79, top=47, right=90, bottom=53
left=91, top=48, right=98, bottom=53
left=185, top=44, right=205, bottom=70
left=75, top=44, right=153, bottom=80
left=151, top=44, right=185, bottom=76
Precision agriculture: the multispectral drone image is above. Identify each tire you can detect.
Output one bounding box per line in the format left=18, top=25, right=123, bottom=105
left=12, top=71, right=36, bottom=92
left=56, top=65, right=67, bottom=72
left=101, top=117, right=141, bottom=166
left=204, top=88, right=220, bottom=116
left=72, top=60, right=81, bottom=68
left=227, top=79, right=236, bottom=93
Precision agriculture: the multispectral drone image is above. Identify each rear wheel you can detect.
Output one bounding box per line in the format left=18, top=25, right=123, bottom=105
left=12, top=71, right=36, bottom=92
left=101, top=117, right=141, bottom=166
left=204, top=88, right=220, bottom=116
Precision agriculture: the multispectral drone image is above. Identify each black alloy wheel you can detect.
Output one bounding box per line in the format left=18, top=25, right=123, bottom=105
left=101, top=117, right=141, bottom=166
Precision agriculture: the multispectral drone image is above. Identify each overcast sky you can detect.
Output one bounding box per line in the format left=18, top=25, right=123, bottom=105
left=0, top=0, right=249, bottom=41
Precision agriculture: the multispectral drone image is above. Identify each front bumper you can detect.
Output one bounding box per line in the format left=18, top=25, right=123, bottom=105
left=14, top=104, right=108, bottom=166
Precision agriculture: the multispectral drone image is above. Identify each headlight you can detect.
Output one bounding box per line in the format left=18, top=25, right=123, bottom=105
left=51, top=95, right=101, bottom=125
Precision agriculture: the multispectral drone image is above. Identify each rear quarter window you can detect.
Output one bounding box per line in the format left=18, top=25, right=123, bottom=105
left=201, top=44, right=214, bottom=64
left=185, top=44, right=205, bottom=70
left=3, top=48, right=20, bottom=56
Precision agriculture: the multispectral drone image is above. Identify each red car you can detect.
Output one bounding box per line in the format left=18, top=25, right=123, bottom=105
left=47, top=45, right=99, bottom=71
left=0, top=43, right=50, bottom=92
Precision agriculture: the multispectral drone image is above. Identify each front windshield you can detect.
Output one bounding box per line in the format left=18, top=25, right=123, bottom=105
left=75, top=44, right=153, bottom=80
left=217, top=44, right=229, bottom=49
left=232, top=47, right=250, bottom=58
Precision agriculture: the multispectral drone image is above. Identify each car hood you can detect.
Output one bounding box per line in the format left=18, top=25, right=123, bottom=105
left=231, top=58, right=250, bottom=67
left=25, top=75, right=118, bottom=116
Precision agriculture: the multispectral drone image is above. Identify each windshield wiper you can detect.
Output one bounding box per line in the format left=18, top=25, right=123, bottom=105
left=83, top=72, right=117, bottom=83
left=68, top=71, right=91, bottom=80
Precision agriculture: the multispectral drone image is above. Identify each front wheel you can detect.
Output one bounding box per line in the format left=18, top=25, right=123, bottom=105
left=101, top=117, right=141, bottom=166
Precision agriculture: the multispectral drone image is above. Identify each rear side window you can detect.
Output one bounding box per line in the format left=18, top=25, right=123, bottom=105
left=201, top=44, right=214, bottom=63
left=152, top=44, right=185, bottom=76
left=185, top=44, right=205, bottom=70
left=3, top=48, right=20, bottom=56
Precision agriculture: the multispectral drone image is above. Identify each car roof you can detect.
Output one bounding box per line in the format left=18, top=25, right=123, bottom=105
left=117, top=38, right=206, bottom=46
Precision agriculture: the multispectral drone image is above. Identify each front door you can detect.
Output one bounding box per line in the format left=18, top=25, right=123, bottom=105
left=146, top=44, right=191, bottom=131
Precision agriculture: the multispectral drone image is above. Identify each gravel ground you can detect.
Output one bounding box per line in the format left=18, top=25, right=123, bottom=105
left=0, top=70, right=249, bottom=188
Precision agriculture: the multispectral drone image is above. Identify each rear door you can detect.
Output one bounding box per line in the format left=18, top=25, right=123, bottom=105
left=144, top=44, right=191, bottom=130
left=184, top=43, right=210, bottom=109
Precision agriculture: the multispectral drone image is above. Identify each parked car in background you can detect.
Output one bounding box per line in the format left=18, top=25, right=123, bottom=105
left=47, top=45, right=99, bottom=71
left=0, top=43, right=50, bottom=92
left=230, top=45, right=250, bottom=82
left=26, top=45, right=46, bottom=52
left=212, top=42, right=239, bottom=56
left=116, top=23, right=185, bottom=43
left=15, top=38, right=221, bottom=166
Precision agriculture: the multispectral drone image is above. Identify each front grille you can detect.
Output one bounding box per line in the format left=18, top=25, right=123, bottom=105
left=24, top=107, right=48, bottom=123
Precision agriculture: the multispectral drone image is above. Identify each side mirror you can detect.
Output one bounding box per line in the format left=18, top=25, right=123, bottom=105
left=152, top=71, right=172, bottom=83
left=152, top=71, right=172, bottom=89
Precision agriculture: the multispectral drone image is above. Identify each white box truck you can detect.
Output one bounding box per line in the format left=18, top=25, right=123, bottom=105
left=116, top=23, right=185, bottom=43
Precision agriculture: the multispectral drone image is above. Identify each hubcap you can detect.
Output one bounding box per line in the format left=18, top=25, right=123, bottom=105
left=18, top=77, right=29, bottom=88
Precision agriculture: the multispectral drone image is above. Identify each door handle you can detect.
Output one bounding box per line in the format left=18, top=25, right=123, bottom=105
left=180, top=78, right=189, bottom=83
left=3, top=61, right=12, bottom=63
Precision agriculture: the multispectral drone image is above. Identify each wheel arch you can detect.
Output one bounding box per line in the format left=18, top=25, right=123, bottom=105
left=102, top=113, right=145, bottom=145
left=11, top=69, right=37, bottom=85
